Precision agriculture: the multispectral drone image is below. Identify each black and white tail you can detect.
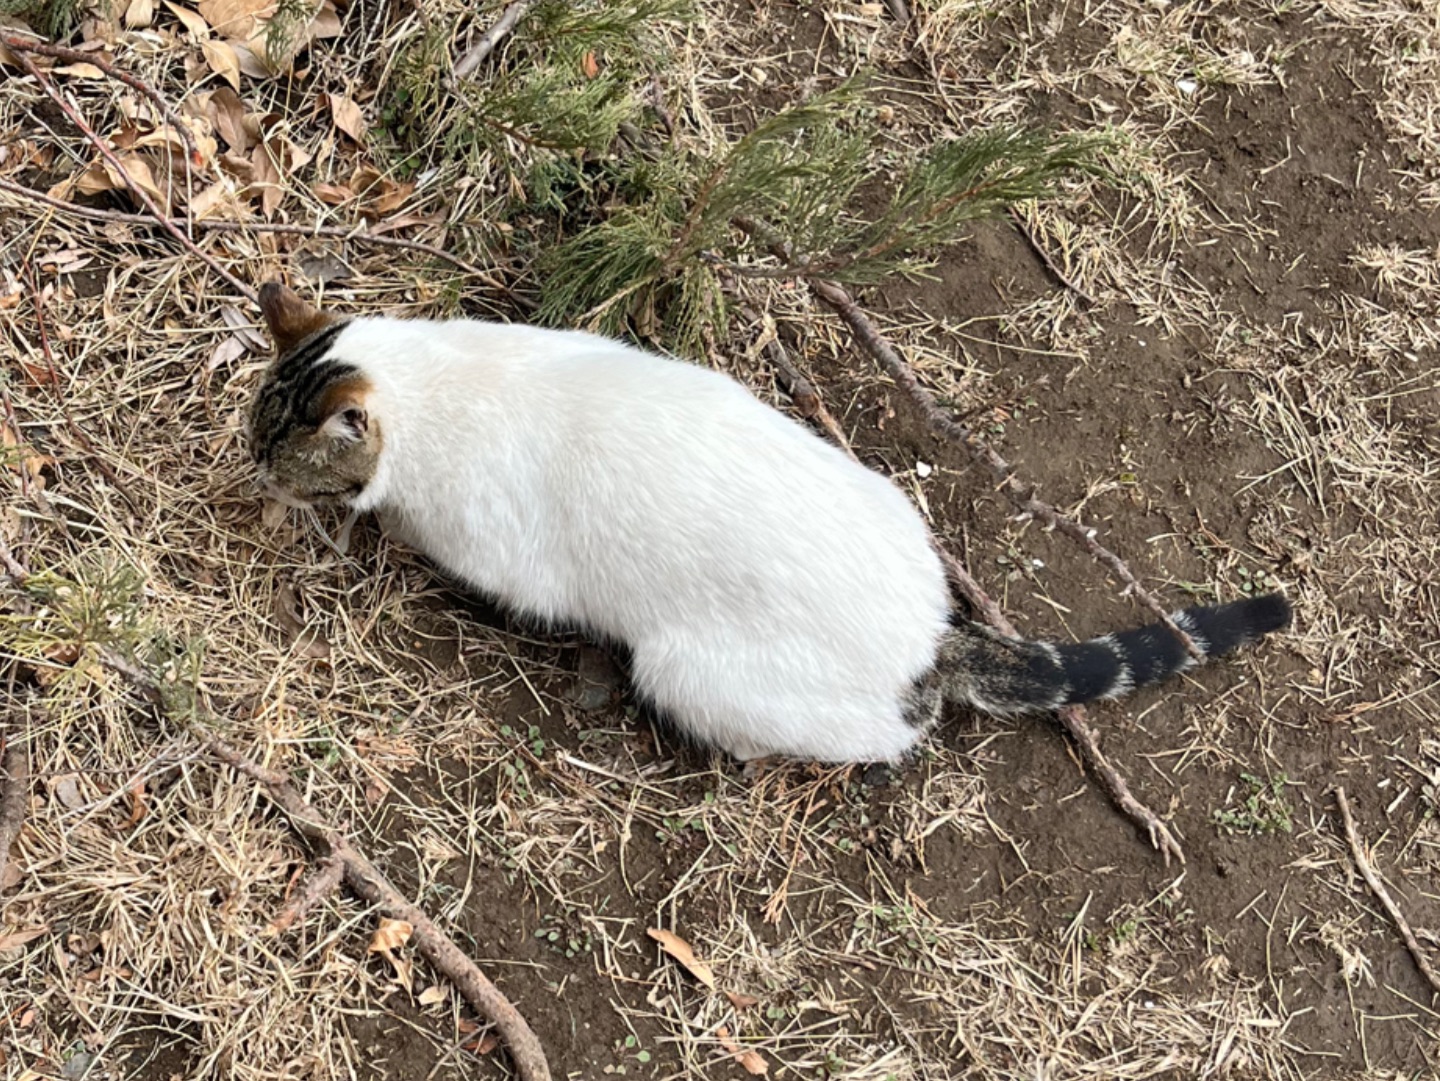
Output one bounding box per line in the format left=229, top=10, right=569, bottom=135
left=934, top=594, right=1291, bottom=716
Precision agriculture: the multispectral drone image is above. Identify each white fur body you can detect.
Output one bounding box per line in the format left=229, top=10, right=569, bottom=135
left=333, top=317, right=951, bottom=762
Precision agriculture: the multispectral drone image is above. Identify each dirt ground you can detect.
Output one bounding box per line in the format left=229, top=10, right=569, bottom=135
left=2, top=1, right=1439, bottom=1080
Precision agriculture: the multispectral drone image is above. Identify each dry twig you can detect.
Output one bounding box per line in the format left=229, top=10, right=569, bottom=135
left=8, top=51, right=257, bottom=304
left=264, top=851, right=346, bottom=935
left=1334, top=787, right=1440, bottom=995
left=1008, top=208, right=1099, bottom=307
left=91, top=646, right=553, bottom=1081
left=454, top=0, right=533, bottom=80
left=0, top=177, right=512, bottom=297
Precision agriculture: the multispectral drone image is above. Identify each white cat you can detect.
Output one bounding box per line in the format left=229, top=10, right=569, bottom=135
left=250, top=282, right=1289, bottom=764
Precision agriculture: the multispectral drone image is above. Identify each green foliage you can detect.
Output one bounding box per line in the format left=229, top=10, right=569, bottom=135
left=0, top=556, right=205, bottom=724
left=534, top=82, right=1111, bottom=349
left=0, top=0, right=85, bottom=37
left=264, top=0, right=320, bottom=69
left=1212, top=772, right=1294, bottom=837
left=388, top=0, right=691, bottom=162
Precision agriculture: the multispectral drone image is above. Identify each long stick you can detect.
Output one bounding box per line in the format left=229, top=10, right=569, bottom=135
left=1334, top=787, right=1440, bottom=995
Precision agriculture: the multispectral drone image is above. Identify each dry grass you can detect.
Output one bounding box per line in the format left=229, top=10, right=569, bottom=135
left=3, top=0, right=1440, bottom=1079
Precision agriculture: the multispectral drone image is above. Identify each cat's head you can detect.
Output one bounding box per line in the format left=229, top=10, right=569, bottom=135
left=249, top=282, right=382, bottom=507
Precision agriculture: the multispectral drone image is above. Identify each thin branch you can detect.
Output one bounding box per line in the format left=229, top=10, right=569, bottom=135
left=454, top=0, right=533, bottom=80
left=0, top=33, right=203, bottom=168
left=0, top=177, right=514, bottom=298
left=1009, top=208, right=1098, bottom=306
left=1334, top=787, right=1440, bottom=996
left=265, top=851, right=346, bottom=936
left=90, top=647, right=552, bottom=1081
left=9, top=51, right=257, bottom=304
left=805, top=275, right=1206, bottom=665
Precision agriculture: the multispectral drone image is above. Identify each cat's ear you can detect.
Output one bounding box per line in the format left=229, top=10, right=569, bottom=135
left=316, top=379, right=370, bottom=444
left=258, top=280, right=339, bottom=356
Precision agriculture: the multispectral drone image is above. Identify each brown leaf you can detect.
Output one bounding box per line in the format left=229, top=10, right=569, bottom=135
left=327, top=93, right=366, bottom=144
left=310, top=1, right=341, bottom=38
left=0, top=927, right=49, bottom=953
left=164, top=1, right=210, bottom=36
left=125, top=782, right=148, bottom=827
left=365, top=179, right=415, bottom=217
left=416, top=985, right=447, bottom=1007
left=580, top=50, right=600, bottom=79
left=53, top=62, right=107, bottom=79
left=187, top=179, right=238, bottom=220
left=207, top=86, right=250, bottom=152
left=368, top=917, right=413, bottom=954
left=312, top=181, right=353, bottom=206
left=52, top=775, right=83, bottom=810
left=724, top=990, right=760, bottom=1009
left=647, top=928, right=716, bottom=989
left=196, top=0, right=271, bottom=40
left=715, top=1026, right=769, bottom=1076
left=273, top=581, right=331, bottom=659
left=201, top=38, right=242, bottom=91
left=249, top=139, right=283, bottom=216
left=125, top=0, right=155, bottom=28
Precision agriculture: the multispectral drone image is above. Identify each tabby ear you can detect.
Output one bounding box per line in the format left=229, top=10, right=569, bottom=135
left=258, top=280, right=339, bottom=356
left=316, top=379, right=370, bottom=444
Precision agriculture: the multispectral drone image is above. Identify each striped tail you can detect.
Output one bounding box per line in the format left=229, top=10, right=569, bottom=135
left=935, top=594, right=1291, bottom=716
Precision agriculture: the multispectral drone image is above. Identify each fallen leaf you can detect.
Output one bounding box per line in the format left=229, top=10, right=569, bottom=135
left=163, top=0, right=210, bottom=36
left=312, top=182, right=352, bottom=205
left=196, top=0, right=271, bottom=40
left=52, top=774, right=84, bottom=811
left=261, top=499, right=288, bottom=529
left=201, top=38, right=242, bottom=91
left=208, top=335, right=247, bottom=372
left=467, top=1033, right=500, bottom=1055
left=647, top=928, right=716, bottom=989
left=417, top=985, right=447, bottom=1007
left=310, top=0, right=341, bottom=37
left=365, top=178, right=415, bottom=216
left=124, top=0, right=155, bottom=28
left=724, top=990, right=760, bottom=1009
left=249, top=139, right=283, bottom=216
left=715, top=1026, right=769, bottom=1076
left=0, top=927, right=48, bottom=953
left=368, top=917, right=413, bottom=954
left=125, top=782, right=148, bottom=827
left=187, top=179, right=237, bottom=220
left=327, top=93, right=366, bottom=143
left=220, top=303, right=269, bottom=351
left=53, top=62, right=107, bottom=79
left=581, top=50, right=599, bottom=79
left=273, top=580, right=331, bottom=660
left=207, top=86, right=250, bottom=151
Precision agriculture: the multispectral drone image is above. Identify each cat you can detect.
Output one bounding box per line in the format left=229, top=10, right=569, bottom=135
left=248, top=281, right=1291, bottom=764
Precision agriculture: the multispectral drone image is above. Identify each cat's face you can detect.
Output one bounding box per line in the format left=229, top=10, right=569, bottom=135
left=249, top=282, right=383, bottom=507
